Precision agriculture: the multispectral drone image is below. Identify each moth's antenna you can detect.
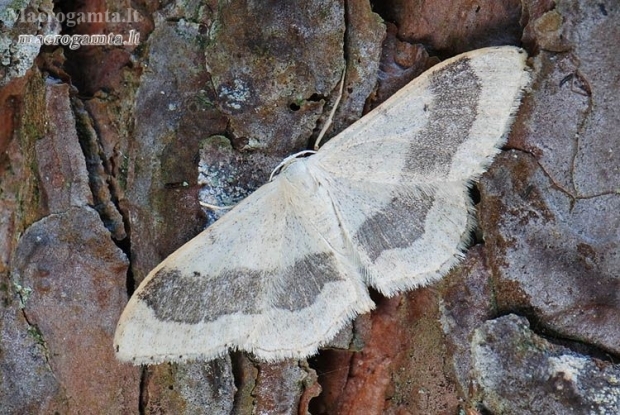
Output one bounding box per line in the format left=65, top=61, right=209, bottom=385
left=314, top=69, right=346, bottom=151
left=199, top=201, right=234, bottom=210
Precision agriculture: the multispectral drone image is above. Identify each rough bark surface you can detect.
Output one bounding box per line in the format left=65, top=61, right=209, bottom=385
left=1, top=0, right=618, bottom=414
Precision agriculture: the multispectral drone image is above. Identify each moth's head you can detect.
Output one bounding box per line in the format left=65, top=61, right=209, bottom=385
left=269, top=149, right=316, bottom=184
left=279, top=156, right=305, bottom=174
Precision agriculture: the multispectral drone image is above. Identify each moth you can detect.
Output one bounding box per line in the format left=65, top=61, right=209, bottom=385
left=115, top=46, right=530, bottom=364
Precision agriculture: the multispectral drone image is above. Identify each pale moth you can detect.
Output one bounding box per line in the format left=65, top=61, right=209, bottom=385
left=115, top=46, right=530, bottom=364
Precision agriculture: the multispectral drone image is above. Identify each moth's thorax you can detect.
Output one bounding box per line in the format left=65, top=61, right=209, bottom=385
left=280, top=158, right=319, bottom=192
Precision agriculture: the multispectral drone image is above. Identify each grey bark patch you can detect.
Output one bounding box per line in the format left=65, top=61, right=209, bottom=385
left=405, top=58, right=481, bottom=176
left=472, top=314, right=620, bottom=414
left=139, top=253, right=344, bottom=323
left=355, top=192, right=435, bottom=262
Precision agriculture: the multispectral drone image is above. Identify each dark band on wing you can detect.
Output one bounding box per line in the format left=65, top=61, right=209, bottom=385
left=138, top=252, right=344, bottom=323
left=354, top=192, right=434, bottom=262
left=270, top=252, right=345, bottom=311
left=405, top=57, right=482, bottom=175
